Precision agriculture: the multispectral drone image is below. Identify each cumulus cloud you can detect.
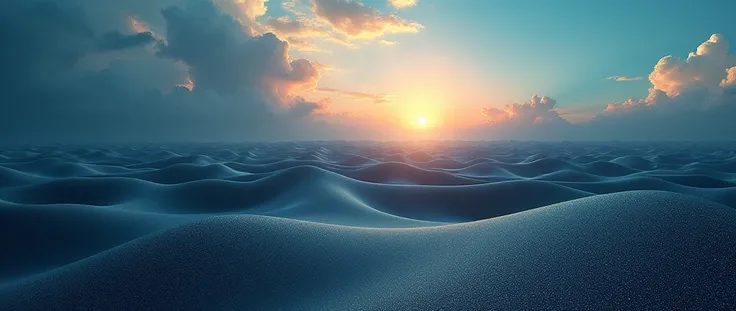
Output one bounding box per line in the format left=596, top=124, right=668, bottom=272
left=232, top=0, right=268, bottom=21
left=261, top=0, right=420, bottom=48
left=649, top=34, right=735, bottom=97
left=310, top=0, right=422, bottom=39
left=605, top=34, right=736, bottom=114
left=0, top=0, right=347, bottom=144
left=722, top=66, right=736, bottom=88
left=606, top=75, right=643, bottom=82
left=389, top=0, right=418, bottom=9
left=472, top=33, right=736, bottom=141
left=482, top=95, right=567, bottom=125
left=3, top=1, right=735, bottom=143
left=157, top=1, right=322, bottom=106
left=289, top=97, right=332, bottom=117
left=474, top=34, right=736, bottom=140
left=605, top=98, right=648, bottom=112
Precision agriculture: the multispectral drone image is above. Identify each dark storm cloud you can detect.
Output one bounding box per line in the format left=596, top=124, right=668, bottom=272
left=0, top=0, right=333, bottom=144
left=96, top=31, right=157, bottom=51
left=157, top=1, right=319, bottom=96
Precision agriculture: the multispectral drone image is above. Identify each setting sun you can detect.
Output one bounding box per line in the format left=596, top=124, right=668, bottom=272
left=416, top=117, right=427, bottom=127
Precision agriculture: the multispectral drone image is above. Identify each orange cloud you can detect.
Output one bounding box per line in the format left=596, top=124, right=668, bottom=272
left=177, top=75, right=195, bottom=91
left=286, top=37, right=327, bottom=52
left=234, top=0, right=268, bottom=21
left=310, top=0, right=423, bottom=39
left=606, top=34, right=736, bottom=113
left=605, top=98, right=647, bottom=112
left=264, top=15, right=355, bottom=49
left=649, top=34, right=735, bottom=97
left=312, top=62, right=333, bottom=71
left=482, top=95, right=565, bottom=125
left=265, top=16, right=327, bottom=37
left=129, top=17, right=150, bottom=33
left=315, top=87, right=392, bottom=103
left=722, top=66, right=736, bottom=88
left=389, top=0, right=419, bottom=9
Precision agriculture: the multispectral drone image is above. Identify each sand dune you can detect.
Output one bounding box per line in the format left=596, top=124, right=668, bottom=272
left=2, top=192, right=735, bottom=310
left=2, top=141, right=736, bottom=310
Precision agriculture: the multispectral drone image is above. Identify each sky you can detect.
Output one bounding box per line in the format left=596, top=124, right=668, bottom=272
left=1, top=0, right=736, bottom=143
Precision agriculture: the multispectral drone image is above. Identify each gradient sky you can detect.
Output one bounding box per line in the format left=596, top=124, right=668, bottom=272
left=300, top=0, right=736, bottom=122
left=1, top=0, right=736, bottom=143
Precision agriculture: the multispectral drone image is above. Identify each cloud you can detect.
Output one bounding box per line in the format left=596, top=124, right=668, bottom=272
left=289, top=97, right=332, bottom=117
left=471, top=34, right=736, bottom=140
left=605, top=34, right=736, bottom=113
left=649, top=34, right=735, bottom=97
left=262, top=0, right=418, bottom=48
left=606, top=75, right=643, bottom=82
left=0, top=0, right=350, bottom=144
left=264, top=16, right=326, bottom=37
left=482, top=95, right=567, bottom=125
left=379, top=40, right=396, bottom=46
left=263, top=14, right=355, bottom=49
left=605, top=98, right=648, bottom=112
left=722, top=66, right=736, bottom=88
left=315, top=87, right=392, bottom=103
left=389, top=0, right=418, bottom=9
left=3, top=1, right=735, bottom=143
left=129, top=17, right=152, bottom=33
left=286, top=37, right=326, bottom=52
left=157, top=2, right=320, bottom=104
left=471, top=95, right=572, bottom=140
left=232, top=0, right=268, bottom=21
left=96, top=31, right=157, bottom=51
left=310, top=0, right=422, bottom=39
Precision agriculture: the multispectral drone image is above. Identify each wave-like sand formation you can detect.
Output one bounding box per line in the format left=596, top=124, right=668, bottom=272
left=2, top=141, right=736, bottom=310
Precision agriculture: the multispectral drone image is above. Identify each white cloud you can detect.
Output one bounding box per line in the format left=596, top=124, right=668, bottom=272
left=721, top=66, right=736, bottom=88
left=649, top=34, right=735, bottom=97
left=482, top=95, right=566, bottom=125
left=389, top=0, right=418, bottom=9
left=606, top=34, right=736, bottom=113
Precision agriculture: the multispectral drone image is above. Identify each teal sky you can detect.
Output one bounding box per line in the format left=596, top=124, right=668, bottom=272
left=3, top=0, right=736, bottom=143
left=280, top=0, right=736, bottom=121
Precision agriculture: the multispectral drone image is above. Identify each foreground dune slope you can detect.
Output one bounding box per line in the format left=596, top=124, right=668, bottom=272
left=2, top=191, right=735, bottom=310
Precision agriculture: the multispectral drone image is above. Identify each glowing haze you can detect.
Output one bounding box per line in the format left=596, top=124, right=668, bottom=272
left=1, top=0, right=735, bottom=143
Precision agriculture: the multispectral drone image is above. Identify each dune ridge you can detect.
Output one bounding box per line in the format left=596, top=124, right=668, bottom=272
left=2, top=141, right=736, bottom=310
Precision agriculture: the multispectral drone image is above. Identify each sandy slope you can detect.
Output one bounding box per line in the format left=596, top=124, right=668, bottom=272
left=1, top=192, right=734, bottom=310
left=1, top=141, right=736, bottom=310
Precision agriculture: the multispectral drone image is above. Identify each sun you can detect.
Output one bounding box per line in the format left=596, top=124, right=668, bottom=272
left=416, top=117, right=427, bottom=127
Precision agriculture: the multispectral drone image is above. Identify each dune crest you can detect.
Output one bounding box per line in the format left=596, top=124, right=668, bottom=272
left=2, top=142, right=736, bottom=309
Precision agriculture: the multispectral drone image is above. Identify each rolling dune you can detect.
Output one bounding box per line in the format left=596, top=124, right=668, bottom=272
left=2, top=141, right=736, bottom=310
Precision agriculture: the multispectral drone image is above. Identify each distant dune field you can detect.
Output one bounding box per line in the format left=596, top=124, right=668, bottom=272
left=1, top=141, right=736, bottom=310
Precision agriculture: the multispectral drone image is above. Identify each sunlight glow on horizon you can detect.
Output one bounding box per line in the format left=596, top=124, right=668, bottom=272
left=416, top=117, right=427, bottom=127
